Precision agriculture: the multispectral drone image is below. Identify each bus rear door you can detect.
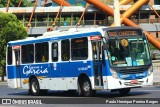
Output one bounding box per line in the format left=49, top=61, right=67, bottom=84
left=91, top=40, right=103, bottom=88
left=13, top=46, right=22, bottom=88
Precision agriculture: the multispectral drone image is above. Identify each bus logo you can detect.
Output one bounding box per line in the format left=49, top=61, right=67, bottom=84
left=23, top=65, right=49, bottom=76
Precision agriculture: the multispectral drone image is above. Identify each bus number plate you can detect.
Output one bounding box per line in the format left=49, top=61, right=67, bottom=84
left=130, top=80, right=138, bottom=84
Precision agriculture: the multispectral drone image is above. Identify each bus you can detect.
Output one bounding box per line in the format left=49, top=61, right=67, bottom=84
left=6, top=26, right=153, bottom=96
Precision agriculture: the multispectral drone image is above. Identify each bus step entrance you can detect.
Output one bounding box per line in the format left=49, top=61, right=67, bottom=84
left=94, top=86, right=104, bottom=90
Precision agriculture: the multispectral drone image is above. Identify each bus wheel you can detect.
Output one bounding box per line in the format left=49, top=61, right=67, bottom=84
left=30, top=78, right=40, bottom=96
left=118, top=88, right=131, bottom=95
left=79, top=78, right=93, bottom=97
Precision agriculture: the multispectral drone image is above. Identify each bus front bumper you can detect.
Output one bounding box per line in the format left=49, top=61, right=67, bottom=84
left=106, top=73, right=153, bottom=90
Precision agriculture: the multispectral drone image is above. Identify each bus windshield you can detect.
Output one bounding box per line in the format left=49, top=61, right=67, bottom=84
left=107, top=38, right=151, bottom=67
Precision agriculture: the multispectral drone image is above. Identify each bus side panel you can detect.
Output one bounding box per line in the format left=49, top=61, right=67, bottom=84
left=48, top=62, right=68, bottom=90
left=19, top=63, right=51, bottom=89
left=7, top=66, right=20, bottom=88
left=64, top=61, right=93, bottom=90
left=49, top=61, right=94, bottom=90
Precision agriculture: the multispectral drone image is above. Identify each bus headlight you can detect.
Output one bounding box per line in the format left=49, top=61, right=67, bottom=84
left=110, top=69, right=118, bottom=79
left=148, top=66, right=153, bottom=76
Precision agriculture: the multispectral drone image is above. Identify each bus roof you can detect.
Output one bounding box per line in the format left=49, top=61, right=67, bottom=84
left=8, top=26, right=141, bottom=46
left=8, top=27, right=105, bottom=46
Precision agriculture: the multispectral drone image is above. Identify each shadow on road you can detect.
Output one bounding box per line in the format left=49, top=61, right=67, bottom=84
left=7, top=90, right=150, bottom=98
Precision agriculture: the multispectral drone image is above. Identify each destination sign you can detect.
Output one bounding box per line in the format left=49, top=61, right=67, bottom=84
left=107, top=30, right=142, bottom=36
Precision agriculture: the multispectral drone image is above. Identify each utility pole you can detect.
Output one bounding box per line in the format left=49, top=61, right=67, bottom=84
left=113, top=0, right=121, bottom=26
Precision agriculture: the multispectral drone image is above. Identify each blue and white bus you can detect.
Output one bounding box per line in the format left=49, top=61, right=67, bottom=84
left=6, top=26, right=153, bottom=96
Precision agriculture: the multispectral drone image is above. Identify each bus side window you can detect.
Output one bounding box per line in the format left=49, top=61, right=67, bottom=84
left=71, top=37, right=88, bottom=60
left=35, top=42, right=49, bottom=62
left=7, top=47, right=12, bottom=65
left=22, top=44, right=34, bottom=63
left=52, top=42, right=58, bottom=62
left=61, top=39, right=70, bottom=61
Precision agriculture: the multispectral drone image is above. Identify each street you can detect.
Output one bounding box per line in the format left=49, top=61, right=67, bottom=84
left=0, top=85, right=160, bottom=98
left=0, top=85, right=160, bottom=107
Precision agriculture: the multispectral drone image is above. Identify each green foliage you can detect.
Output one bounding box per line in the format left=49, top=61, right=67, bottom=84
left=0, top=12, right=27, bottom=66
left=76, top=3, right=84, bottom=6
left=0, top=0, right=33, bottom=8
left=149, top=43, right=156, bottom=50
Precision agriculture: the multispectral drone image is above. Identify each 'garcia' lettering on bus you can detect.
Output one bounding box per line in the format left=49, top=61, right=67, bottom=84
left=23, top=65, right=48, bottom=76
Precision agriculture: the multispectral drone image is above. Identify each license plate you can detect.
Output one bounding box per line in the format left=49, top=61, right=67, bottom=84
left=131, top=80, right=138, bottom=84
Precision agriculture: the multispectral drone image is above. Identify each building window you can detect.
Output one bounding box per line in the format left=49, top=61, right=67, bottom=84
left=22, top=44, right=34, bottom=63
left=61, top=40, right=70, bottom=61
left=71, top=37, right=88, bottom=60
left=155, top=0, right=160, bottom=5
left=35, top=42, right=49, bottom=62
left=52, top=42, right=58, bottom=62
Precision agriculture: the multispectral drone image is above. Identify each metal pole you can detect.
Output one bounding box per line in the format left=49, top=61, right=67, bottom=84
left=18, top=0, right=22, bottom=7
left=113, top=0, right=121, bottom=26
left=6, top=0, right=10, bottom=12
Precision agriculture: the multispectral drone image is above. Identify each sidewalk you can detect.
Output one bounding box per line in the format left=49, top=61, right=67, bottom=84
left=0, top=76, right=7, bottom=85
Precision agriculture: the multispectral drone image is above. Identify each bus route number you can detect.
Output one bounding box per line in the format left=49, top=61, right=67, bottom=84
left=108, top=30, right=138, bottom=36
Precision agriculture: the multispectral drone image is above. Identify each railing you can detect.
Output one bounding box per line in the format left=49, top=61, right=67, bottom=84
left=23, top=18, right=160, bottom=27
left=152, top=60, right=160, bottom=69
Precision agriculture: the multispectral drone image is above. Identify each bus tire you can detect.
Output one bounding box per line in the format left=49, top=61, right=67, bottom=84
left=30, top=78, right=40, bottom=96
left=118, top=88, right=131, bottom=95
left=79, top=78, right=93, bottom=97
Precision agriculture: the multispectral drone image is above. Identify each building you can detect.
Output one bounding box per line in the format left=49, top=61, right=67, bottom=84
left=0, top=0, right=159, bottom=40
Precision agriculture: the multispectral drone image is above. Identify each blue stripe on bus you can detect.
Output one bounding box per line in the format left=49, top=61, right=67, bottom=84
left=8, top=31, right=101, bottom=46
left=7, top=60, right=112, bottom=79
left=7, top=59, right=149, bottom=80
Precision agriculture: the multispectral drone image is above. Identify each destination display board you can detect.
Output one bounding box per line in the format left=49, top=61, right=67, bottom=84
left=107, top=29, right=142, bottom=37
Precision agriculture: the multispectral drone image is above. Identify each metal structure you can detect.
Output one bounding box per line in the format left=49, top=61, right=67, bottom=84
left=49, top=0, right=64, bottom=31
left=5, top=0, right=160, bottom=50
left=6, top=0, right=10, bottom=12
left=148, top=3, right=160, bottom=19
left=111, top=0, right=149, bottom=26
left=119, top=0, right=133, bottom=5
left=77, top=3, right=90, bottom=26
left=52, top=0, right=72, bottom=6
left=26, top=0, right=38, bottom=32
left=113, top=0, right=121, bottom=26
left=18, top=0, right=22, bottom=7
left=82, top=0, right=160, bottom=50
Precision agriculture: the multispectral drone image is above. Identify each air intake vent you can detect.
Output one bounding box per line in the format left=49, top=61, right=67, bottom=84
left=117, top=67, right=148, bottom=74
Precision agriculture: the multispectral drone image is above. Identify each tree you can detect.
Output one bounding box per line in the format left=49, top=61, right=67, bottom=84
left=0, top=12, right=27, bottom=81
left=0, top=0, right=33, bottom=8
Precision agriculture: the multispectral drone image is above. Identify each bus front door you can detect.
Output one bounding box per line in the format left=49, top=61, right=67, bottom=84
left=92, top=41, right=103, bottom=87
left=14, top=49, right=22, bottom=88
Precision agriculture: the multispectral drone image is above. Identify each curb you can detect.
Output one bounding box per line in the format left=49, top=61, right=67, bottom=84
left=0, top=81, right=7, bottom=85
left=153, top=82, right=160, bottom=86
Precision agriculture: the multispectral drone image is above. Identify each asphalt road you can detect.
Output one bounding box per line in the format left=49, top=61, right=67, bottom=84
left=0, top=85, right=160, bottom=107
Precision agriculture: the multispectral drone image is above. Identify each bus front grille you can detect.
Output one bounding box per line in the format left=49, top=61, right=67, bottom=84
left=124, top=81, right=144, bottom=86
left=118, top=67, right=147, bottom=74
